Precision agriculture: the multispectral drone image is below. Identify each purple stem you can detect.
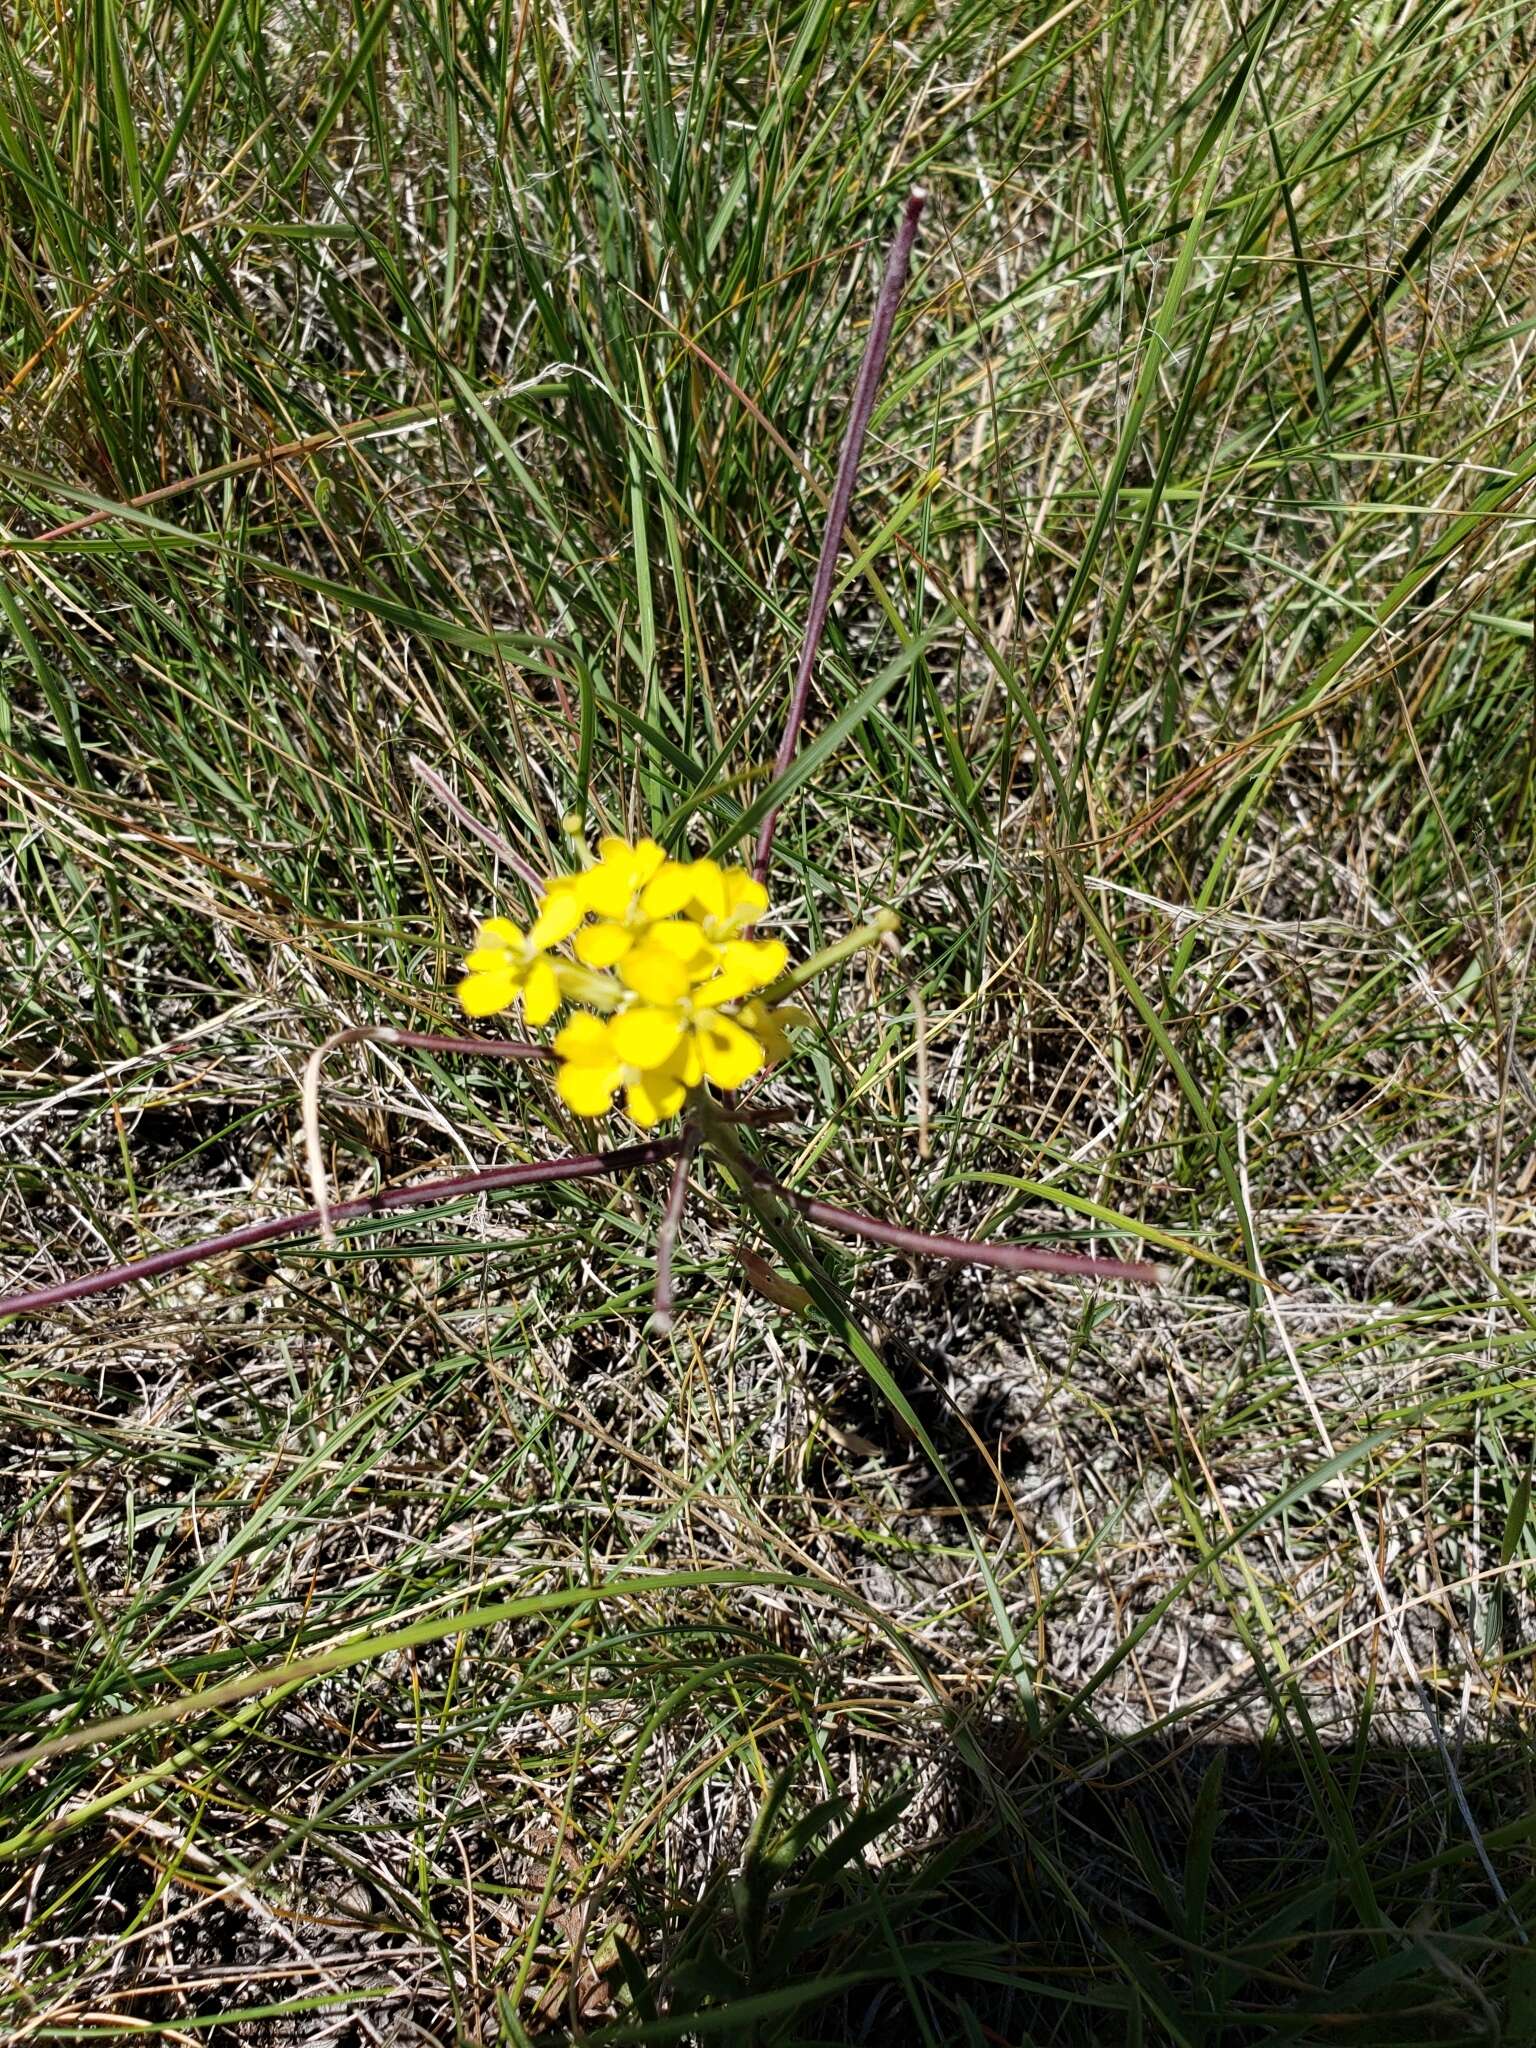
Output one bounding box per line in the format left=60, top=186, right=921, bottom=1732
left=753, top=188, right=927, bottom=884
left=0, top=1142, right=681, bottom=1321
left=649, top=1121, right=702, bottom=1334
left=745, top=1164, right=1164, bottom=1287
left=409, top=754, right=544, bottom=891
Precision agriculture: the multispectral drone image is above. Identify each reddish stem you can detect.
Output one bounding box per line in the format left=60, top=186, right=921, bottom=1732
left=747, top=1166, right=1164, bottom=1287
left=753, top=188, right=927, bottom=883
left=301, top=1023, right=550, bottom=1242
left=0, top=1142, right=680, bottom=1321
left=649, top=1121, right=702, bottom=1334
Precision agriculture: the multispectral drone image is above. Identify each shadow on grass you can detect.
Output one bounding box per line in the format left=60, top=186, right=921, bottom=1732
left=570, top=1726, right=1534, bottom=2047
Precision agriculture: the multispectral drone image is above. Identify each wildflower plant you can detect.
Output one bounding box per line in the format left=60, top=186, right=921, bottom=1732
left=0, top=190, right=1161, bottom=1339
left=460, top=840, right=802, bottom=1127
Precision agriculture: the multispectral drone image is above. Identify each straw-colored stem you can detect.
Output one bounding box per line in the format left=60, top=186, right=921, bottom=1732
left=409, top=754, right=543, bottom=888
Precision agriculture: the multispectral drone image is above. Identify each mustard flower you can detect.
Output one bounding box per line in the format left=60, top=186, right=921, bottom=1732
left=553, top=998, right=769, bottom=1126
left=570, top=835, right=670, bottom=970
left=616, top=925, right=785, bottom=1009
left=576, top=851, right=777, bottom=993
left=461, top=836, right=804, bottom=1126
left=455, top=862, right=614, bottom=1023
left=458, top=916, right=567, bottom=1024
left=640, top=856, right=767, bottom=937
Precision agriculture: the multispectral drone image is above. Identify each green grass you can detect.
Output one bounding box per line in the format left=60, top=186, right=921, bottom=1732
left=3, top=0, right=1536, bottom=2038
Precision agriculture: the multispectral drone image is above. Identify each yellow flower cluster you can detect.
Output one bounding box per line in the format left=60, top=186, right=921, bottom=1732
left=457, top=838, right=805, bottom=1125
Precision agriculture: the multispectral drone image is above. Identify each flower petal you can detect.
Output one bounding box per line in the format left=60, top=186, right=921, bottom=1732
left=582, top=859, right=635, bottom=920
left=522, top=956, right=561, bottom=1026
left=463, top=943, right=516, bottom=972
left=528, top=888, right=585, bottom=949
left=553, top=1011, right=614, bottom=1062
left=477, top=917, right=524, bottom=950
left=557, top=1059, right=620, bottom=1116
left=676, top=1034, right=703, bottom=1088
left=695, top=1013, right=765, bottom=1089
left=626, top=1068, right=686, bottom=1127
left=719, top=870, right=768, bottom=930
left=693, top=938, right=787, bottom=1006
left=638, top=861, right=696, bottom=919
left=610, top=1005, right=685, bottom=1070
left=683, top=858, right=726, bottom=921
left=458, top=969, right=517, bottom=1017
left=632, top=839, right=667, bottom=886
left=737, top=937, right=788, bottom=985
left=618, top=942, right=691, bottom=1006
left=574, top=920, right=633, bottom=968
left=647, top=917, right=710, bottom=964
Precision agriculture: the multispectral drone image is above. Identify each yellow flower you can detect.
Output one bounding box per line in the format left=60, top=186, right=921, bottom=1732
left=455, top=860, right=616, bottom=1023
left=553, top=989, right=781, bottom=1126
left=609, top=920, right=715, bottom=1002
left=624, top=855, right=784, bottom=1006
left=458, top=916, right=566, bottom=1024
left=462, top=840, right=804, bottom=1121
left=566, top=845, right=783, bottom=998
left=567, top=837, right=683, bottom=971
left=553, top=1010, right=693, bottom=1127
left=611, top=1000, right=767, bottom=1092
left=585, top=912, right=712, bottom=989
left=640, top=857, right=767, bottom=938
left=579, top=836, right=668, bottom=919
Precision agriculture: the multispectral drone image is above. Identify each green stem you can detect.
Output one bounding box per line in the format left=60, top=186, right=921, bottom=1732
left=760, top=910, right=898, bottom=1004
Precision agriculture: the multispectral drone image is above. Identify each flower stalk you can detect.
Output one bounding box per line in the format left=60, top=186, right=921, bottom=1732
left=649, top=1118, right=703, bottom=1336
left=748, top=1170, right=1165, bottom=1288
left=700, top=1100, right=1161, bottom=1289
left=0, top=1143, right=680, bottom=1322
left=753, top=188, right=926, bottom=883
